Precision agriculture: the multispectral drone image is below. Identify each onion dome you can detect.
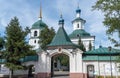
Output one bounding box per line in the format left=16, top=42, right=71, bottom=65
left=31, top=19, right=47, bottom=29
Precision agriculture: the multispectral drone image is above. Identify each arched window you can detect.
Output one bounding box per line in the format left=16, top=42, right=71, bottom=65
left=77, top=24, right=79, bottom=28
left=34, top=31, right=37, bottom=37
left=34, top=40, right=36, bottom=43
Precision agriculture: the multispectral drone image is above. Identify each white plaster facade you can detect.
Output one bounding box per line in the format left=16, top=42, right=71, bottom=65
left=35, top=48, right=83, bottom=74
left=73, top=10, right=85, bottom=30
left=0, top=64, right=28, bottom=77
left=71, top=37, right=95, bottom=51
left=73, top=21, right=85, bottom=30
left=83, top=61, right=120, bottom=77
left=35, top=48, right=120, bottom=78
left=29, top=28, right=41, bottom=50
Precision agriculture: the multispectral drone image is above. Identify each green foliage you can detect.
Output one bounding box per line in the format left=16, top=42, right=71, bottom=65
left=39, top=26, right=55, bottom=50
left=55, top=55, right=69, bottom=66
left=89, top=41, right=92, bottom=51
left=92, top=0, right=120, bottom=47
left=0, top=37, right=5, bottom=51
left=78, top=37, right=86, bottom=52
left=96, top=76, right=115, bottom=78
left=4, top=17, right=36, bottom=72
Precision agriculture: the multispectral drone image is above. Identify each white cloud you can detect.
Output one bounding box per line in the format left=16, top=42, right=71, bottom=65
left=1, top=18, right=7, bottom=27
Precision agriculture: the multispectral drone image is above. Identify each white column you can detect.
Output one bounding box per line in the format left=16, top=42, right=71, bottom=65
left=70, top=53, right=76, bottom=72
left=70, top=50, right=83, bottom=73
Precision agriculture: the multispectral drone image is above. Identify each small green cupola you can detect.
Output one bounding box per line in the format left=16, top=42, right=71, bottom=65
left=72, top=6, right=86, bottom=30
left=76, top=6, right=81, bottom=18
left=58, top=14, right=64, bottom=27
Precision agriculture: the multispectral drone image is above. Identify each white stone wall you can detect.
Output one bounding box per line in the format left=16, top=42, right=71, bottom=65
left=70, top=49, right=83, bottom=73
left=35, top=52, right=48, bottom=73
left=29, top=29, right=41, bottom=50
left=73, top=21, right=84, bottom=30
left=29, top=38, right=40, bottom=50
left=71, top=36, right=95, bottom=51
left=30, top=29, right=40, bottom=37
left=83, top=61, right=120, bottom=77
left=0, top=64, right=28, bottom=76
left=36, top=48, right=83, bottom=74
left=0, top=64, right=9, bottom=75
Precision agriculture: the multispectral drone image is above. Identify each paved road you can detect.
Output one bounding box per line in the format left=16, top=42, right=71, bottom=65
left=52, top=76, right=69, bottom=78
left=52, top=71, right=69, bottom=78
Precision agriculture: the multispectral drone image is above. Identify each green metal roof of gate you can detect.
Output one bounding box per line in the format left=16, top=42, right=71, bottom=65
left=48, top=26, right=77, bottom=47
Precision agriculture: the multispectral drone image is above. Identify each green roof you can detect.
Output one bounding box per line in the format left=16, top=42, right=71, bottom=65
left=20, top=55, right=38, bottom=62
left=72, top=17, right=86, bottom=23
left=69, top=29, right=91, bottom=38
left=31, top=19, right=47, bottom=29
left=48, top=26, right=76, bottom=47
left=0, top=55, right=38, bottom=63
left=0, top=59, right=6, bottom=64
left=84, top=46, right=120, bottom=55
left=83, top=55, right=117, bottom=61
left=83, top=46, right=120, bottom=61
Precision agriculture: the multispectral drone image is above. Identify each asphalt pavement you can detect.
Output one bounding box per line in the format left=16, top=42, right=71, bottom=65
left=52, top=71, right=69, bottom=78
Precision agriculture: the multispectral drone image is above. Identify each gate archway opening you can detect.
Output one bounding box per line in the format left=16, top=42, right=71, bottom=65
left=51, top=53, right=69, bottom=77
left=87, top=65, right=94, bottom=78
left=28, top=65, right=35, bottom=78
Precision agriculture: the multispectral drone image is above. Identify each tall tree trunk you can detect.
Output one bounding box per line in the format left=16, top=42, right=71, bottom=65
left=9, top=69, right=13, bottom=78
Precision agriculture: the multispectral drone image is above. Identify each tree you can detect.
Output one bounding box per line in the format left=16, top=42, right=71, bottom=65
left=0, top=36, right=5, bottom=63
left=56, top=54, right=69, bottom=66
left=39, top=26, right=55, bottom=50
left=0, top=36, right=5, bottom=51
left=89, top=41, right=92, bottom=51
left=4, top=17, right=35, bottom=78
left=92, top=0, right=120, bottom=47
left=78, top=37, right=86, bottom=52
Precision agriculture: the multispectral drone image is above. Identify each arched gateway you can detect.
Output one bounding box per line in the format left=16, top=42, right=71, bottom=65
left=35, top=48, right=84, bottom=78
left=51, top=53, right=69, bottom=77
left=34, top=15, right=85, bottom=78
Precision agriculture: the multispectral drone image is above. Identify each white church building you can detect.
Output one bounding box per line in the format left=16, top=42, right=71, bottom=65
left=0, top=5, right=120, bottom=78
left=27, top=5, right=120, bottom=78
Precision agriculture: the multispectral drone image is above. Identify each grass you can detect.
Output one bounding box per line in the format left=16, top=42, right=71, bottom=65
left=96, top=76, right=120, bottom=78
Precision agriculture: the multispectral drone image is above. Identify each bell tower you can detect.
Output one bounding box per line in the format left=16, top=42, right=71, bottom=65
left=29, top=3, right=47, bottom=50
left=72, top=6, right=86, bottom=30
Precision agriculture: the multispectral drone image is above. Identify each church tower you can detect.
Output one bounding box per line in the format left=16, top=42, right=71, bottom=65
left=29, top=5, right=47, bottom=50
left=69, top=6, right=95, bottom=51
left=72, top=6, right=86, bottom=30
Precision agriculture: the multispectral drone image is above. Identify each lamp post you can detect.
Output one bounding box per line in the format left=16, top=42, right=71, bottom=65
left=108, top=46, right=113, bottom=78
left=98, top=55, right=100, bottom=77
left=103, top=64, right=106, bottom=78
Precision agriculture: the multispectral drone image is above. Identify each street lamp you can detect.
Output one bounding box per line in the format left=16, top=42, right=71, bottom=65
left=108, top=46, right=113, bottom=78
left=97, top=54, right=100, bottom=77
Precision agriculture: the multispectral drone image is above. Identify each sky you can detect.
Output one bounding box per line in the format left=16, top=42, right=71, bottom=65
left=0, top=0, right=117, bottom=48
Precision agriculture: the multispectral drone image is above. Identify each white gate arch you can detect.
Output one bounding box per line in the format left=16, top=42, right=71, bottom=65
left=35, top=48, right=84, bottom=78
left=48, top=48, right=72, bottom=57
